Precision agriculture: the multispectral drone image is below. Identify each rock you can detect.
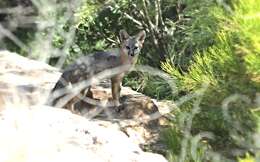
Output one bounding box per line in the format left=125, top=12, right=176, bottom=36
left=77, top=85, right=170, bottom=152
left=0, top=50, right=60, bottom=109
left=0, top=50, right=171, bottom=161
left=0, top=106, right=167, bottom=162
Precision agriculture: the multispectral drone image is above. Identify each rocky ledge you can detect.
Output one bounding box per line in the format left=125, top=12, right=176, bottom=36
left=0, top=50, right=172, bottom=162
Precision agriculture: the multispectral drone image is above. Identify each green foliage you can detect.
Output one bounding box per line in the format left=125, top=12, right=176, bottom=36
left=161, top=0, right=260, bottom=160
left=0, top=0, right=36, bottom=56
left=119, top=0, right=224, bottom=99
left=162, top=118, right=229, bottom=162
left=165, top=0, right=222, bottom=69
left=0, top=0, right=223, bottom=68
left=1, top=0, right=226, bottom=98
left=237, top=153, right=256, bottom=162
left=123, top=72, right=173, bottom=100
left=1, top=28, right=36, bottom=56
left=61, top=0, right=222, bottom=68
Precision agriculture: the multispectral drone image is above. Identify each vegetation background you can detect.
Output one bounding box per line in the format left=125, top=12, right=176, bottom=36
left=0, top=0, right=260, bottom=161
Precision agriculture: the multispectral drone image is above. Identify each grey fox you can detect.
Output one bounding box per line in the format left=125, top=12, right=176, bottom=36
left=48, top=29, right=146, bottom=112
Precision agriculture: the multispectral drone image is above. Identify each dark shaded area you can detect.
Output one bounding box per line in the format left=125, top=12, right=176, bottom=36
left=0, top=0, right=37, bottom=55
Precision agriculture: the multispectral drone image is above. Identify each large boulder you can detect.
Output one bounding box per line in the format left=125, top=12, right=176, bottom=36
left=0, top=50, right=171, bottom=161
left=0, top=106, right=167, bottom=162
left=0, top=50, right=60, bottom=108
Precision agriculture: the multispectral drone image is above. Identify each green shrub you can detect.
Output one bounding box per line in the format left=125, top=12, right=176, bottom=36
left=161, top=0, right=260, bottom=160
left=61, top=0, right=221, bottom=67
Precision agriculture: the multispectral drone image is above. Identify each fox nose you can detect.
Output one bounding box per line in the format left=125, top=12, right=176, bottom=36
left=128, top=51, right=135, bottom=57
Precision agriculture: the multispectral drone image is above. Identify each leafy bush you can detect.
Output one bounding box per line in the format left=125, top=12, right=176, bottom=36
left=60, top=0, right=221, bottom=68
left=161, top=0, right=260, bottom=160
left=1, top=0, right=223, bottom=97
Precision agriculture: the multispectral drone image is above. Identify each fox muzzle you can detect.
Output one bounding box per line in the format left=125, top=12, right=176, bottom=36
left=128, top=51, right=135, bottom=57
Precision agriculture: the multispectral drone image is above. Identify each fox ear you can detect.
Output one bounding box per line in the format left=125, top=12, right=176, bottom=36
left=119, top=30, right=129, bottom=41
left=136, top=30, right=146, bottom=44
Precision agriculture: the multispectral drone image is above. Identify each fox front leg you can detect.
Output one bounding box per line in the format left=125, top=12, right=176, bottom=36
left=111, top=75, right=123, bottom=109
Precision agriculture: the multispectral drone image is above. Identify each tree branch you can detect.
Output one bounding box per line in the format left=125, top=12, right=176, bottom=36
left=123, top=12, right=143, bottom=27
left=142, top=0, right=155, bottom=30
left=157, top=0, right=165, bottom=27
left=155, top=0, right=159, bottom=28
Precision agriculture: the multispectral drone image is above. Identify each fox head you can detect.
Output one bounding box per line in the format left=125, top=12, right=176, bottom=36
left=119, top=30, right=146, bottom=64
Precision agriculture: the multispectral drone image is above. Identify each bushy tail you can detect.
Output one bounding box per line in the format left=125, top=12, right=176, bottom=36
left=46, top=73, right=70, bottom=107
left=46, top=61, right=90, bottom=107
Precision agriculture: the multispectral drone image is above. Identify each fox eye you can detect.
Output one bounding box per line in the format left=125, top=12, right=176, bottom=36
left=126, top=46, right=130, bottom=50
left=134, top=46, right=138, bottom=50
